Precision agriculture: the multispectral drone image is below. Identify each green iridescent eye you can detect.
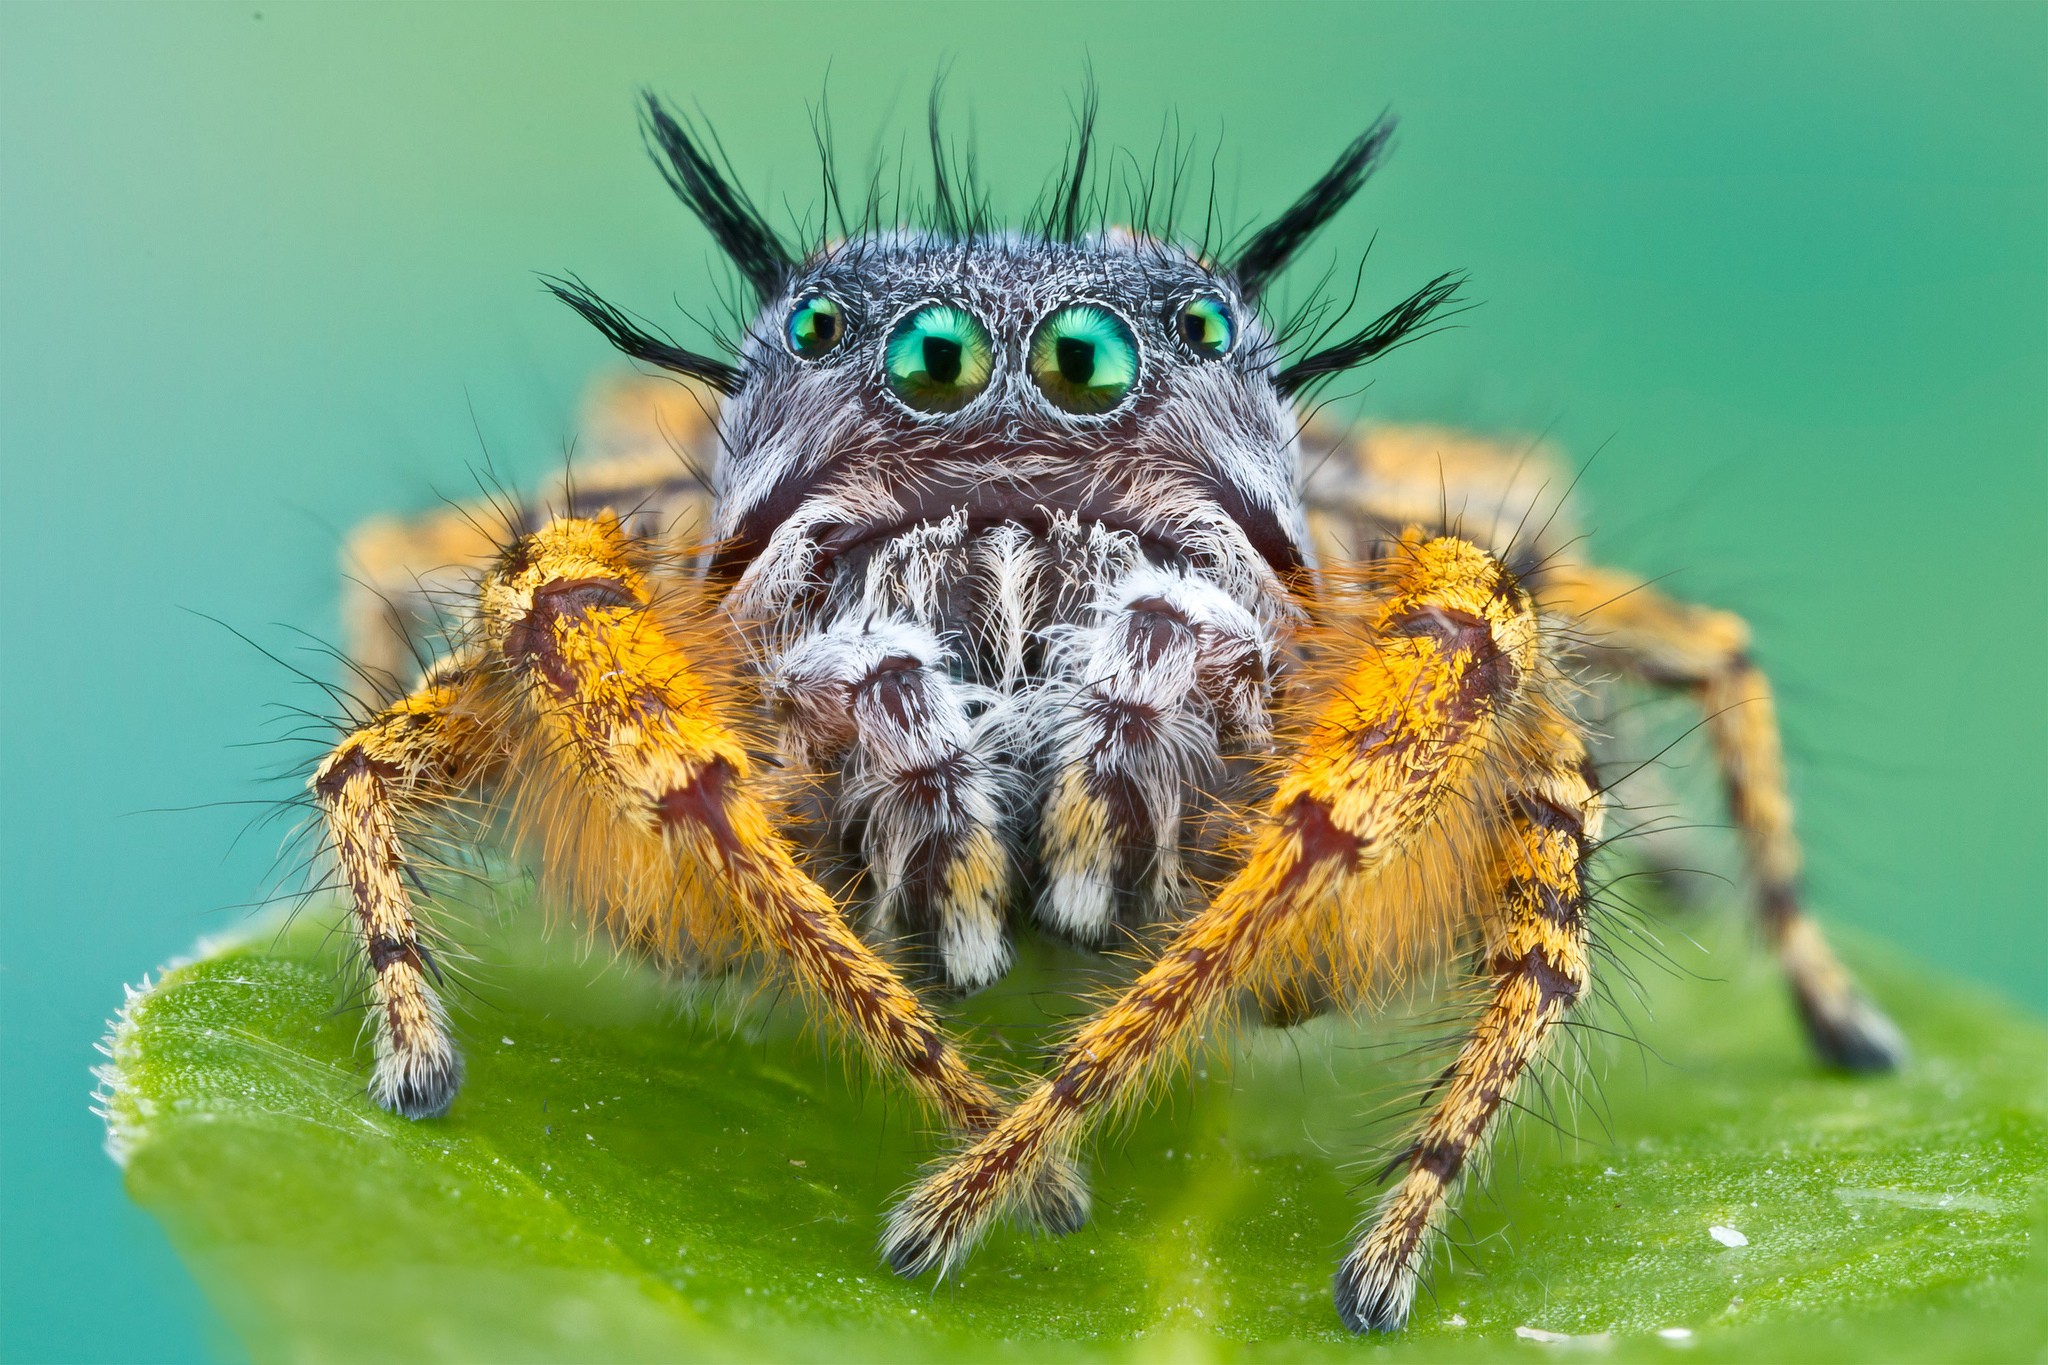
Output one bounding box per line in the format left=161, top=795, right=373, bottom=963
left=785, top=294, right=844, bottom=359
left=884, top=304, right=994, bottom=413
left=1177, top=295, right=1234, bottom=358
left=1028, top=304, right=1138, bottom=415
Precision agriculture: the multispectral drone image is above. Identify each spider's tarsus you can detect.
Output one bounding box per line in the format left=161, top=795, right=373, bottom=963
left=879, top=1205, right=953, bottom=1280
left=882, top=1152, right=1089, bottom=1281
left=1797, top=985, right=1908, bottom=1073
left=1331, top=1247, right=1417, bottom=1335
left=370, top=1048, right=464, bottom=1120
left=1021, top=1153, right=1092, bottom=1236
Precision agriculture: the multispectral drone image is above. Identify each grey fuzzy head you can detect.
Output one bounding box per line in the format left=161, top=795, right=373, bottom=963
left=712, top=230, right=1305, bottom=591
left=547, top=93, right=1463, bottom=635
left=539, top=92, right=1466, bottom=982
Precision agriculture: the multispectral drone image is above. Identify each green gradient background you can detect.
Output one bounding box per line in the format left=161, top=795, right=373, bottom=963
left=2, top=4, right=2041, bottom=1359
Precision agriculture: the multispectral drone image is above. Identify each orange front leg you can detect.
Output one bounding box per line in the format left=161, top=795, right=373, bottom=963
left=1338, top=722, right=1600, bottom=1331
left=883, top=533, right=1547, bottom=1280
left=471, top=515, right=1017, bottom=1136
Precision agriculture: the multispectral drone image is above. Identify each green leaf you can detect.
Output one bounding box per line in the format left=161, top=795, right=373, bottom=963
left=99, top=903, right=2048, bottom=1363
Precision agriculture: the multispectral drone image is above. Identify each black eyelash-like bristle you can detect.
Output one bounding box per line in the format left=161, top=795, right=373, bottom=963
left=928, top=82, right=962, bottom=238
left=1232, top=115, right=1398, bottom=301
left=541, top=273, right=742, bottom=395
left=1274, top=270, right=1468, bottom=397
left=1029, top=78, right=1100, bottom=245
left=1057, top=82, right=1099, bottom=244
left=640, top=92, right=794, bottom=299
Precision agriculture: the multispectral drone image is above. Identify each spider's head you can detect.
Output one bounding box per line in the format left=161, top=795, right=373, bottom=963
left=550, top=95, right=1462, bottom=610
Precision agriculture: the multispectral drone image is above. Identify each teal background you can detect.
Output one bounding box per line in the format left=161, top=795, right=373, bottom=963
left=1, top=3, right=2041, bottom=1359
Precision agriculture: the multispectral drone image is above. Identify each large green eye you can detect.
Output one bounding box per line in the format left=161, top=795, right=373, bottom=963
left=1028, top=304, right=1138, bottom=415
left=884, top=304, right=994, bottom=412
left=1177, top=295, right=1235, bottom=358
left=786, top=294, right=844, bottom=358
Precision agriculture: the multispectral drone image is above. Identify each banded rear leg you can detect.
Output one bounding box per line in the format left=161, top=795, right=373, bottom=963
left=1541, top=564, right=1904, bottom=1070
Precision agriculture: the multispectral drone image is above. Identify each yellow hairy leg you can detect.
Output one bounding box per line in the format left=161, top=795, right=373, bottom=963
left=311, top=650, right=505, bottom=1118
left=1335, top=719, right=1600, bottom=1332
left=1540, top=565, right=1905, bottom=1070
left=882, top=534, right=1545, bottom=1279
left=340, top=372, right=716, bottom=684
left=472, top=515, right=1017, bottom=1136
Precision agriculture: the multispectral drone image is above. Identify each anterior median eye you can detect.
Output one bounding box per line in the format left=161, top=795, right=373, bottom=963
left=1177, top=295, right=1234, bottom=358
left=1028, top=304, right=1138, bottom=415
left=785, top=294, right=844, bottom=358
left=885, top=304, right=994, bottom=413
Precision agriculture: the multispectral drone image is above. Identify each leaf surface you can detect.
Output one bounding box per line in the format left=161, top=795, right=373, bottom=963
left=100, top=905, right=2048, bottom=1363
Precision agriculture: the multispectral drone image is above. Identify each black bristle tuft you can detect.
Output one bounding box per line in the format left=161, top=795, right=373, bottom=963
left=1274, top=271, right=1468, bottom=398
left=1232, top=115, right=1398, bottom=301
left=1061, top=83, right=1098, bottom=243
left=1040, top=78, right=1100, bottom=244
left=640, top=93, right=794, bottom=299
left=928, top=81, right=961, bottom=237
left=542, top=273, right=742, bottom=395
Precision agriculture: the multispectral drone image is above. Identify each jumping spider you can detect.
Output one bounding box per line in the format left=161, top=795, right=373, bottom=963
left=316, top=95, right=1904, bottom=1334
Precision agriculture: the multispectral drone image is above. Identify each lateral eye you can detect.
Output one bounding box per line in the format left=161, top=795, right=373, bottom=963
left=1177, top=295, right=1234, bottom=358
left=884, top=305, right=994, bottom=413
left=1028, top=304, right=1138, bottom=415
left=786, top=294, right=844, bottom=359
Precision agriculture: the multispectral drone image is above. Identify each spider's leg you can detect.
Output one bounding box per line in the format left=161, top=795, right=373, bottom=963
left=1335, top=716, right=1599, bottom=1333
left=882, top=534, right=1542, bottom=1279
left=312, top=648, right=506, bottom=1118
left=773, top=617, right=1015, bottom=993
left=1541, top=565, right=1905, bottom=1070
left=340, top=373, right=715, bottom=686
left=474, top=514, right=1008, bottom=1133
left=1036, top=567, right=1271, bottom=943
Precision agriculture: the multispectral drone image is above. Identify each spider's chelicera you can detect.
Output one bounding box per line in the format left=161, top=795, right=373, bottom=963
left=314, top=93, right=1906, bottom=1334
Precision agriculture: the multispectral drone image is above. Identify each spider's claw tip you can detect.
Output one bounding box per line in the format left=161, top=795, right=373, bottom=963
left=879, top=1211, right=947, bottom=1280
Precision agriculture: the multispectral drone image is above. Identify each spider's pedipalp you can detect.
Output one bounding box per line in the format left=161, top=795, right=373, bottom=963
left=772, top=616, right=1017, bottom=993
left=1035, top=565, right=1272, bottom=942
left=883, top=533, right=1543, bottom=1279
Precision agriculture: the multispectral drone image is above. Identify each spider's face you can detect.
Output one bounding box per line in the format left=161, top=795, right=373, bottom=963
left=549, top=100, right=1460, bottom=651
left=708, top=232, right=1302, bottom=603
